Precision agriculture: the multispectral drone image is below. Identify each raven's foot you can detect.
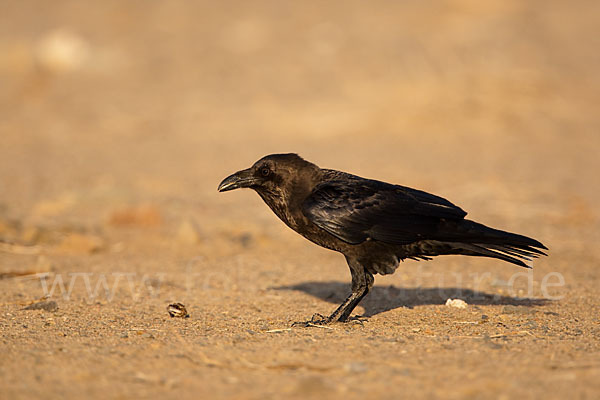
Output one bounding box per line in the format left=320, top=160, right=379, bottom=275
left=346, top=315, right=368, bottom=325
left=310, top=313, right=330, bottom=324
left=291, top=313, right=332, bottom=327
left=291, top=313, right=368, bottom=327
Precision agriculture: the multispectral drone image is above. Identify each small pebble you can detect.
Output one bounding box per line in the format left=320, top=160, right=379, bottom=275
left=23, top=300, right=58, bottom=312
left=167, top=303, right=189, bottom=318
left=445, top=298, right=468, bottom=309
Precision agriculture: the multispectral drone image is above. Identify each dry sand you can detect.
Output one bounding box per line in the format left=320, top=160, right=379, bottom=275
left=1, top=1, right=599, bottom=399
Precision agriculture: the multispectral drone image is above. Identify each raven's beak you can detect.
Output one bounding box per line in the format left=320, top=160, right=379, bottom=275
left=217, top=168, right=255, bottom=192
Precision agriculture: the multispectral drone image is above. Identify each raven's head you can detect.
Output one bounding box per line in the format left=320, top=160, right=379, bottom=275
left=218, top=153, right=319, bottom=196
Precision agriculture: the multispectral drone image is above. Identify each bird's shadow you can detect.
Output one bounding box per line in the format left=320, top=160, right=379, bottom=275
left=272, top=281, right=549, bottom=317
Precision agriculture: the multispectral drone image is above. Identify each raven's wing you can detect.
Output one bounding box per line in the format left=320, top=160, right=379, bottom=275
left=302, top=180, right=467, bottom=245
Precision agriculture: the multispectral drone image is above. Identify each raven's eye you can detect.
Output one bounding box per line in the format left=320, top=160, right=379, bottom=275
left=260, top=167, right=271, bottom=177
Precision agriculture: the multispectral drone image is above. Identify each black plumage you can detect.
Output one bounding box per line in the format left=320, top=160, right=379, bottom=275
left=218, top=153, right=547, bottom=323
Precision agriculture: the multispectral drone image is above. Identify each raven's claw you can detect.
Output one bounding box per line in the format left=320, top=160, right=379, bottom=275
left=291, top=313, right=332, bottom=327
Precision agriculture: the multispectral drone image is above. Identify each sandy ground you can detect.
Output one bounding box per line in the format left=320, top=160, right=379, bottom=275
left=1, top=1, right=599, bottom=399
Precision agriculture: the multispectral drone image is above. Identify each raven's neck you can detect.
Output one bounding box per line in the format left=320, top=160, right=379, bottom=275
left=255, top=170, right=322, bottom=232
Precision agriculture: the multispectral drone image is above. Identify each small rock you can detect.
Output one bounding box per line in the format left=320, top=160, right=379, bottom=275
left=23, top=300, right=58, bottom=312
left=445, top=298, right=468, bottom=309
left=167, top=303, right=189, bottom=318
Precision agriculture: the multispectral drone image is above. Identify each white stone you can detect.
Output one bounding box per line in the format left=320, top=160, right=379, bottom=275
left=445, top=298, right=468, bottom=309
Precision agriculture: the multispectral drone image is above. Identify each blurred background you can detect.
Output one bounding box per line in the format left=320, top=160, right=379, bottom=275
left=2, top=1, right=600, bottom=399
left=1, top=0, right=598, bottom=222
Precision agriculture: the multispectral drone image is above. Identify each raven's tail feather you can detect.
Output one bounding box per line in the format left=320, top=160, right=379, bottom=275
left=451, top=242, right=545, bottom=268
left=434, top=219, right=548, bottom=268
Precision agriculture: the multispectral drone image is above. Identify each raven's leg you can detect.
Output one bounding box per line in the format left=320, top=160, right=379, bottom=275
left=291, top=257, right=373, bottom=326
left=325, top=257, right=374, bottom=323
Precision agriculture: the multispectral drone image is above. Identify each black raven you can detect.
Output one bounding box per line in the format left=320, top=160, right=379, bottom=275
left=218, top=154, right=547, bottom=323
